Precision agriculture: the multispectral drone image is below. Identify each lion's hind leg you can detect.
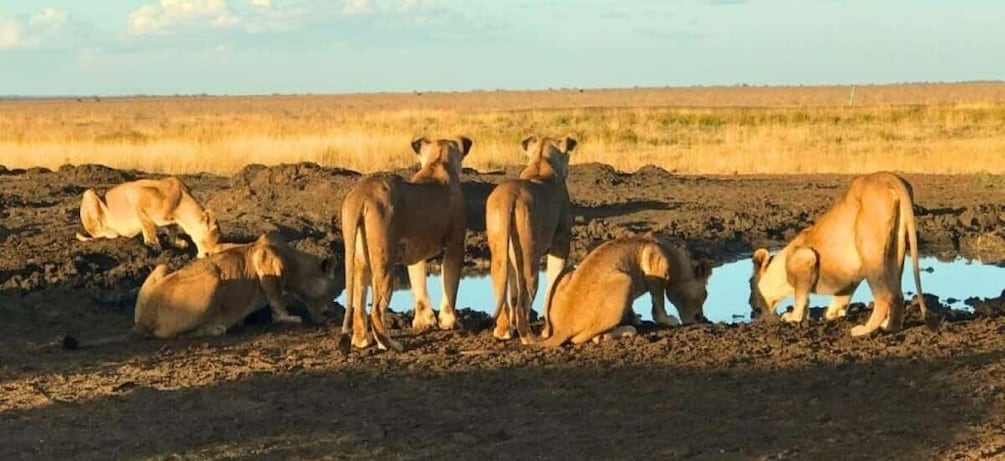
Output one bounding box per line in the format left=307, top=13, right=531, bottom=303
left=364, top=218, right=403, bottom=352
left=850, top=196, right=899, bottom=337
left=567, top=272, right=635, bottom=345
left=349, top=256, right=374, bottom=349
left=491, top=254, right=515, bottom=340
left=852, top=277, right=898, bottom=337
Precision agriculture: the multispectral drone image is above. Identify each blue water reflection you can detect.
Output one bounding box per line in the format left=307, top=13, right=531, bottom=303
left=334, top=257, right=1003, bottom=324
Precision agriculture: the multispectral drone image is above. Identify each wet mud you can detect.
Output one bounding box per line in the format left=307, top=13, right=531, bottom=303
left=1, top=163, right=1003, bottom=459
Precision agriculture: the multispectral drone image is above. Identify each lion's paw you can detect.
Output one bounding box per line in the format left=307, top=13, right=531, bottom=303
left=376, top=337, right=404, bottom=353
left=351, top=332, right=373, bottom=349
left=438, top=310, right=460, bottom=330
left=411, top=308, right=438, bottom=331
left=492, top=327, right=513, bottom=341
left=824, top=306, right=847, bottom=321
left=274, top=313, right=303, bottom=324
left=780, top=311, right=802, bottom=323
left=849, top=325, right=874, bottom=337
left=654, top=314, right=680, bottom=327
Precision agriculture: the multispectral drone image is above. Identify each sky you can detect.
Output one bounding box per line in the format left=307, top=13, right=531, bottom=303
left=0, top=0, right=1003, bottom=96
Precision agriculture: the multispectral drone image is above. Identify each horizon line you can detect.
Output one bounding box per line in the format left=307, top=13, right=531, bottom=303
left=3, top=79, right=1004, bottom=101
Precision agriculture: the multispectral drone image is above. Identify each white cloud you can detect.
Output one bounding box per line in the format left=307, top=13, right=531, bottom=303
left=123, top=0, right=433, bottom=41
left=341, top=0, right=371, bottom=16
left=0, top=14, right=19, bottom=49
left=128, top=0, right=240, bottom=35
left=0, top=7, right=71, bottom=49
left=29, top=7, right=67, bottom=32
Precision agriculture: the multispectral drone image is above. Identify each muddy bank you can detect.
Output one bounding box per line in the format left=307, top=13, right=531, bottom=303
left=1, top=162, right=1002, bottom=296
left=1, top=162, right=1003, bottom=459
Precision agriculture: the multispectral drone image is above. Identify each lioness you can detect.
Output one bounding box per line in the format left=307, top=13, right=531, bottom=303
left=749, top=171, right=940, bottom=337
left=341, top=135, right=472, bottom=352
left=539, top=235, right=713, bottom=347
left=65, top=235, right=340, bottom=349
left=486, top=134, right=577, bottom=344
left=76, top=176, right=221, bottom=258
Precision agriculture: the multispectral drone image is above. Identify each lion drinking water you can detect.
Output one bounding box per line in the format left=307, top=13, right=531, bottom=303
left=539, top=234, right=713, bottom=347
left=749, top=171, right=941, bottom=337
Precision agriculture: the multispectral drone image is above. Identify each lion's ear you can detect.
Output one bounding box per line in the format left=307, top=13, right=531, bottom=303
left=202, top=209, right=216, bottom=225
left=410, top=136, right=429, bottom=155
left=456, top=136, right=473, bottom=157
left=752, top=248, right=771, bottom=272
left=694, top=259, right=714, bottom=280
left=520, top=134, right=538, bottom=152
left=561, top=135, right=578, bottom=154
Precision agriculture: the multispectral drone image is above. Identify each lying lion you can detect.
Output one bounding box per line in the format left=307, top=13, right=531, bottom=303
left=486, top=134, right=577, bottom=344
left=76, top=176, right=221, bottom=258
left=64, top=234, right=341, bottom=348
left=539, top=235, right=713, bottom=347
left=341, top=135, right=472, bottom=352
left=749, top=171, right=940, bottom=337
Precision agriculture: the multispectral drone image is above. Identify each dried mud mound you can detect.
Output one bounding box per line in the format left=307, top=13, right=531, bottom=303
left=1, top=164, right=1002, bottom=294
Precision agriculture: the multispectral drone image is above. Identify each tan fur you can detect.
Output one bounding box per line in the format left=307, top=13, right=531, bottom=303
left=133, top=234, right=340, bottom=339
left=76, top=177, right=221, bottom=258
left=539, top=235, right=713, bottom=347
left=340, top=136, right=473, bottom=352
left=750, top=171, right=940, bottom=337
left=486, top=134, right=577, bottom=344
left=65, top=234, right=341, bottom=348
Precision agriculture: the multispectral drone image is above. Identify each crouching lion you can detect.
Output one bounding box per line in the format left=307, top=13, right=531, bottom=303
left=341, top=135, right=472, bottom=352
left=539, top=235, right=714, bottom=347
left=63, top=234, right=341, bottom=348
left=749, top=171, right=941, bottom=337
left=76, top=176, right=221, bottom=258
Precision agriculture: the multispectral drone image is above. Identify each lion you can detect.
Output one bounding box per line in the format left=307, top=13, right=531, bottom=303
left=485, top=134, right=578, bottom=344
left=75, top=176, right=221, bottom=258
left=62, top=234, right=341, bottom=349
left=340, top=135, right=473, bottom=352
left=749, top=171, right=941, bottom=337
left=538, top=234, right=714, bottom=347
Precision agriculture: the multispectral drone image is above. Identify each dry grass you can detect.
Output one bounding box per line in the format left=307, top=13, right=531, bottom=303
left=3, top=82, right=1005, bottom=175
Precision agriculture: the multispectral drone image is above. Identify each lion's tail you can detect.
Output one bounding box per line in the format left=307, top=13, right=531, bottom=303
left=340, top=193, right=365, bottom=337
left=488, top=196, right=517, bottom=327
left=895, top=177, right=939, bottom=331
left=535, top=264, right=577, bottom=348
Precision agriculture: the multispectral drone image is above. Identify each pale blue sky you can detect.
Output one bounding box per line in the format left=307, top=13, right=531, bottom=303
left=1, top=0, right=1003, bottom=96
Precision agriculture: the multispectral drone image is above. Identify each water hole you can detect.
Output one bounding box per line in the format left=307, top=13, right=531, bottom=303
left=334, top=256, right=1004, bottom=324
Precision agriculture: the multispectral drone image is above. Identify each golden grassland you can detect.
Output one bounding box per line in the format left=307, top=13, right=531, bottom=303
left=3, top=82, right=1005, bottom=175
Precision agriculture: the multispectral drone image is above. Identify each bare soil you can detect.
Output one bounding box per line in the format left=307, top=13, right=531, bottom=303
left=1, top=163, right=1003, bottom=460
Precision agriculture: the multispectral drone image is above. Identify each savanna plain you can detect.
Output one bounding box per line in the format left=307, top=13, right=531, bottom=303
left=1, top=83, right=1004, bottom=460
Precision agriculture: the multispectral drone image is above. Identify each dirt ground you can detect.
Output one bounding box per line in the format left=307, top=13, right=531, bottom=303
left=1, top=163, right=1003, bottom=460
